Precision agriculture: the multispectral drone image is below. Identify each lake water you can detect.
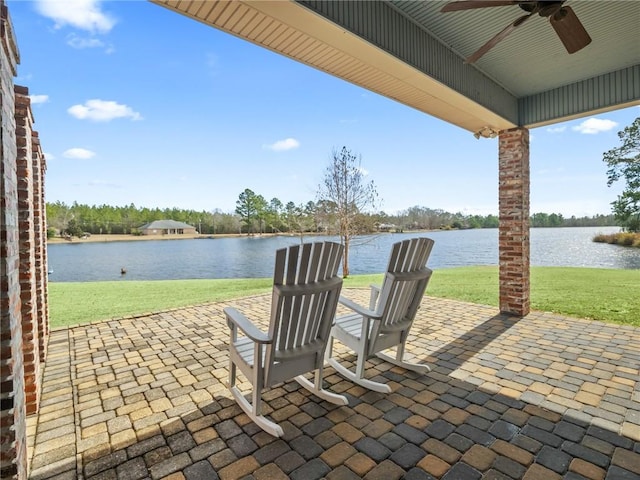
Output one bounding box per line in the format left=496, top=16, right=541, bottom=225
left=47, top=227, right=640, bottom=282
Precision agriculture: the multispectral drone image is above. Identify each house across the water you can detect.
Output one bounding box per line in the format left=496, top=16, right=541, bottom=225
left=139, top=220, right=197, bottom=235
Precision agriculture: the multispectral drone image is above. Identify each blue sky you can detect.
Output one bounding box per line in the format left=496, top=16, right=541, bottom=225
left=10, top=0, right=639, bottom=217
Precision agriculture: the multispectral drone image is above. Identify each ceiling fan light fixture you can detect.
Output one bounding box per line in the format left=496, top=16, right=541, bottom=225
left=549, top=5, right=592, bottom=54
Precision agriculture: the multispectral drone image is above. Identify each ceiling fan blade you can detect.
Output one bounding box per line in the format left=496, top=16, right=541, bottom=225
left=465, top=11, right=535, bottom=63
left=441, top=1, right=520, bottom=13
left=550, top=6, right=592, bottom=53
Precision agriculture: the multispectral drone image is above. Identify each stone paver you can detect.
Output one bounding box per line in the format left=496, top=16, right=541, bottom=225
left=27, top=293, right=640, bottom=479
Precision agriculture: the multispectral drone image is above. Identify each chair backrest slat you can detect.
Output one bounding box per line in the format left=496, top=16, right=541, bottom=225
left=285, top=244, right=300, bottom=285
left=307, top=242, right=321, bottom=282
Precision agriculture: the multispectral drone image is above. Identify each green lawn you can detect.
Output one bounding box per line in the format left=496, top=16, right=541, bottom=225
left=48, top=266, right=639, bottom=328
left=426, top=266, right=639, bottom=327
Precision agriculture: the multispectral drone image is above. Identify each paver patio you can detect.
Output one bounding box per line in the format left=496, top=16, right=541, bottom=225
left=27, top=291, right=639, bottom=480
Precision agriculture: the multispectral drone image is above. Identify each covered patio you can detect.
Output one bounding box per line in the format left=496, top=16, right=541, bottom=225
left=28, top=291, right=640, bottom=479
left=2, top=1, right=639, bottom=478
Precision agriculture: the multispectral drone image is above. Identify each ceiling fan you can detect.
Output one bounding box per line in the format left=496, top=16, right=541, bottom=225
left=440, top=1, right=592, bottom=63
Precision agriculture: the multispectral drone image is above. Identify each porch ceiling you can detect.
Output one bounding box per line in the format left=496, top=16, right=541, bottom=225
left=152, top=0, right=640, bottom=135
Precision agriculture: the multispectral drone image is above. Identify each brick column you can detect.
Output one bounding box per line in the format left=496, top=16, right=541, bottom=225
left=15, top=86, right=43, bottom=415
left=0, top=3, right=27, bottom=479
left=32, top=132, right=49, bottom=363
left=498, top=127, right=530, bottom=317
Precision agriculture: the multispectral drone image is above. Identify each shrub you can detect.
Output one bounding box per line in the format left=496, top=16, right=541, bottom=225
left=593, top=233, right=611, bottom=243
left=618, top=233, right=636, bottom=246
left=593, top=232, right=640, bottom=247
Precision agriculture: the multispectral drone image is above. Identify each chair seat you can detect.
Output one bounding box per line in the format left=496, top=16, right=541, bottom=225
left=233, top=337, right=264, bottom=365
left=334, top=313, right=367, bottom=340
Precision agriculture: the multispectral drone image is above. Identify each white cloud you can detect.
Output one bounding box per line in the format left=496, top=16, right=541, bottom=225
left=66, top=33, right=113, bottom=52
left=35, top=0, right=116, bottom=34
left=546, top=126, right=566, bottom=134
left=63, top=148, right=95, bottom=159
left=43, top=152, right=55, bottom=160
left=67, top=35, right=103, bottom=49
left=263, top=138, right=300, bottom=152
left=29, top=94, right=49, bottom=105
left=357, top=166, right=369, bottom=176
left=572, top=118, right=618, bottom=134
left=68, top=99, right=142, bottom=122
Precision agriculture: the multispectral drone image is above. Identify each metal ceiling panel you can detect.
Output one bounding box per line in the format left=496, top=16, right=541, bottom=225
left=391, top=1, right=640, bottom=98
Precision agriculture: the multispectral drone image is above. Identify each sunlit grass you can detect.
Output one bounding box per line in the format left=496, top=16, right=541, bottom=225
left=49, top=266, right=639, bottom=328
left=426, top=266, right=639, bottom=327
left=49, top=278, right=272, bottom=328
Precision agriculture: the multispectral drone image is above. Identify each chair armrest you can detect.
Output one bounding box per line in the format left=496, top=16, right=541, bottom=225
left=224, top=307, right=271, bottom=343
left=339, top=295, right=382, bottom=320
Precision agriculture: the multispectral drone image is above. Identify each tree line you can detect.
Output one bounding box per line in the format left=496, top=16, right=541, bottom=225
left=46, top=199, right=617, bottom=239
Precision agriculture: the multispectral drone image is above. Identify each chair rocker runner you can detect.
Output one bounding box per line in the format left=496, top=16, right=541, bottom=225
left=327, top=237, right=435, bottom=393
left=224, top=241, right=348, bottom=437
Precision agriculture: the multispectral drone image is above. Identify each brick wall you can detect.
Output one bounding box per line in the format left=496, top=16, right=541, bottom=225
left=0, top=3, right=26, bottom=479
left=498, top=127, right=531, bottom=317
left=32, top=131, right=48, bottom=365
left=15, top=86, right=44, bottom=415
left=1, top=3, right=49, bottom=478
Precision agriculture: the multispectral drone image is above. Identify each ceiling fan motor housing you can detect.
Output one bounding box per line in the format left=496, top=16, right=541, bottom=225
left=518, top=1, right=564, bottom=17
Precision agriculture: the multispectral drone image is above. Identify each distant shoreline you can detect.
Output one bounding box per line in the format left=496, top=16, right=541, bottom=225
left=46, top=231, right=428, bottom=245
left=47, top=226, right=625, bottom=246
left=47, top=233, right=284, bottom=244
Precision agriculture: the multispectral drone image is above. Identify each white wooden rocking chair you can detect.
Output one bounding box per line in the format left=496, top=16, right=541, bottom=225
left=327, top=237, right=435, bottom=393
left=224, top=241, right=348, bottom=437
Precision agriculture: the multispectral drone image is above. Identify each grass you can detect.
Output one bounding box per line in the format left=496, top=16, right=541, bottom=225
left=426, top=266, right=640, bottom=327
left=48, top=266, right=640, bottom=328
left=49, top=278, right=273, bottom=327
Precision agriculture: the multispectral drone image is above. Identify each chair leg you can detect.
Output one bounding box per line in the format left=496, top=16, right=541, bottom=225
left=324, top=335, right=334, bottom=364
left=327, top=356, right=392, bottom=394
left=326, top=331, right=394, bottom=393
left=294, top=365, right=348, bottom=406
left=229, top=384, right=284, bottom=437
left=228, top=345, right=284, bottom=438
left=229, top=356, right=236, bottom=389
left=375, top=342, right=431, bottom=374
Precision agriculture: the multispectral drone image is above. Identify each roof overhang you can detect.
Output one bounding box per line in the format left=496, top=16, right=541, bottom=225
left=152, top=0, right=640, bottom=135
